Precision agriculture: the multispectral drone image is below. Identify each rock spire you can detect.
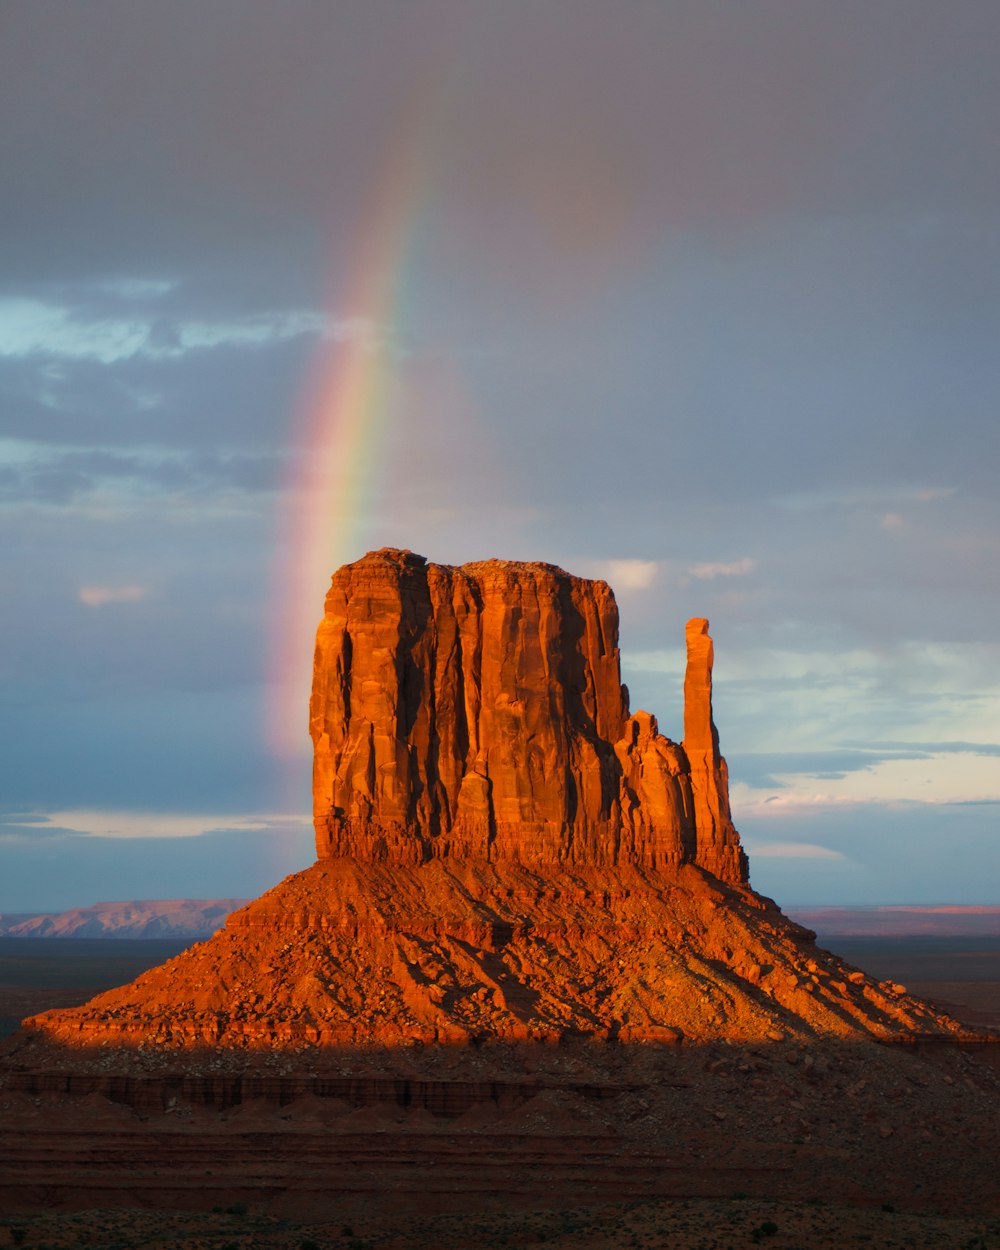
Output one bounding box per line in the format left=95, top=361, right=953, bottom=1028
left=310, top=548, right=747, bottom=883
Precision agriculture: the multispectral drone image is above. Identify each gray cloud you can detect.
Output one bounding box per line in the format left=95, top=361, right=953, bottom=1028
left=727, top=741, right=1000, bottom=797
left=0, top=445, right=286, bottom=505
left=1, top=1, right=998, bottom=906
left=730, top=748, right=937, bottom=791
left=859, top=740, right=1000, bottom=757
left=0, top=299, right=333, bottom=365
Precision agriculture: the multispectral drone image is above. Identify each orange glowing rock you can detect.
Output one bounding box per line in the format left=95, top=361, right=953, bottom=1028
left=17, top=550, right=970, bottom=1054
left=310, top=550, right=745, bottom=881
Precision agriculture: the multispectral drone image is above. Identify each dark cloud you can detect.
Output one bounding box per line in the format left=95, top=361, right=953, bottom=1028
left=731, top=748, right=938, bottom=790
left=861, top=740, right=1000, bottom=758
left=0, top=446, right=286, bottom=504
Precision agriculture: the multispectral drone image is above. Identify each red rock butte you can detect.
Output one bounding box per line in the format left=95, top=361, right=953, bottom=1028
left=16, top=549, right=970, bottom=1051
left=311, top=549, right=745, bottom=881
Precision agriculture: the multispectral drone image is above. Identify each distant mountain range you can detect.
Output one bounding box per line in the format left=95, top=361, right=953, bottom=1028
left=789, top=905, right=1000, bottom=938
left=0, top=899, right=250, bottom=939
left=0, top=899, right=998, bottom=939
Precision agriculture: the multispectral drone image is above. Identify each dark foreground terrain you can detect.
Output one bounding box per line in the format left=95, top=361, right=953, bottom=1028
left=2, top=1032, right=999, bottom=1249
left=0, top=940, right=192, bottom=1039
left=1, top=937, right=998, bottom=1250
left=827, top=935, right=1000, bottom=1035
left=2, top=1194, right=1000, bottom=1250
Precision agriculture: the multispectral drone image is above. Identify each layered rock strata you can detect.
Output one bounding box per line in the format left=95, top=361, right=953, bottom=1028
left=311, top=549, right=746, bottom=883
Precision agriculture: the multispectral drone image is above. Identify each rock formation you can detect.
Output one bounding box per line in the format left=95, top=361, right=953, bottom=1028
left=4, top=550, right=997, bottom=1239
left=311, top=550, right=745, bottom=882
left=12, top=549, right=972, bottom=1054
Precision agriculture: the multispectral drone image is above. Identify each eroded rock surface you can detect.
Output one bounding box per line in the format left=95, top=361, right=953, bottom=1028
left=311, top=549, right=745, bottom=882
left=11, top=549, right=978, bottom=1054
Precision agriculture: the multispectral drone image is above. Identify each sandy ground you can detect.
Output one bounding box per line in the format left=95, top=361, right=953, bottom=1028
left=2, top=1195, right=999, bottom=1250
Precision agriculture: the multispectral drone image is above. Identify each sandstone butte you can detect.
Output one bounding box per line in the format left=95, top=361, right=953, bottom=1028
left=18, top=549, right=970, bottom=1054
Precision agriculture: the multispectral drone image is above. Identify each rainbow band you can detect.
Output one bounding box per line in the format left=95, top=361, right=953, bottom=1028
left=267, top=78, right=445, bottom=762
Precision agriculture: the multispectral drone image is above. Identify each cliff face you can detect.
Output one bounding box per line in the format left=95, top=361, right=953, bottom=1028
left=310, top=549, right=746, bottom=882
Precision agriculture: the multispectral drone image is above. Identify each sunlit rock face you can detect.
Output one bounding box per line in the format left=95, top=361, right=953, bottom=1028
left=18, top=548, right=969, bottom=1051
left=310, top=549, right=747, bottom=883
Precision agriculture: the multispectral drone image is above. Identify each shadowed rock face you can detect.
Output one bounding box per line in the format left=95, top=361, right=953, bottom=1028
left=310, top=549, right=746, bottom=882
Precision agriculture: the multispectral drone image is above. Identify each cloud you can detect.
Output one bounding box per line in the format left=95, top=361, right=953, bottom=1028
left=774, top=485, right=957, bottom=513
left=622, top=650, right=684, bottom=676
left=143, top=310, right=344, bottom=359
left=0, top=299, right=148, bottom=364
left=688, top=558, right=756, bottom=580
left=0, top=298, right=371, bottom=365
left=745, top=841, right=845, bottom=860
left=78, top=585, right=148, bottom=608
left=593, top=558, right=660, bottom=591
left=95, top=278, right=177, bottom=300
left=0, top=442, right=287, bottom=505
left=36, top=809, right=311, bottom=840
left=0, top=822, right=88, bottom=842
left=730, top=746, right=1000, bottom=813
left=731, top=747, right=939, bottom=791
left=0, top=819, right=315, bottom=912
left=859, top=739, right=1000, bottom=758
left=738, top=799, right=1000, bottom=906
left=710, top=638, right=1000, bottom=748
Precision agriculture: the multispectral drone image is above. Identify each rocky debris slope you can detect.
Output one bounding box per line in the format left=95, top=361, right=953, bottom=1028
left=15, top=549, right=973, bottom=1055
left=17, top=858, right=969, bottom=1051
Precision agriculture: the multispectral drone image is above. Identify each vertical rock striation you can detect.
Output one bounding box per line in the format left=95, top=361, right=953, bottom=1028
left=310, top=549, right=747, bottom=883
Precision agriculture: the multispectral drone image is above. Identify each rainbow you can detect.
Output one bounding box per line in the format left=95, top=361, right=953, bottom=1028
left=267, top=97, right=441, bottom=762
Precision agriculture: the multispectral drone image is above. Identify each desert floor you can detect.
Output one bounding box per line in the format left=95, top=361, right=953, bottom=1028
left=2, top=1194, right=1000, bottom=1250
left=1, top=937, right=997, bottom=1250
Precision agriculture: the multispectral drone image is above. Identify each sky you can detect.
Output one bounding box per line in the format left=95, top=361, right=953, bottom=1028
left=1, top=0, right=998, bottom=911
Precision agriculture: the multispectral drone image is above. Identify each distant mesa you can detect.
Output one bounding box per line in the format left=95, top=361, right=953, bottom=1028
left=0, top=899, right=249, bottom=941
left=14, top=549, right=972, bottom=1052
left=790, top=905, right=1000, bottom=939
